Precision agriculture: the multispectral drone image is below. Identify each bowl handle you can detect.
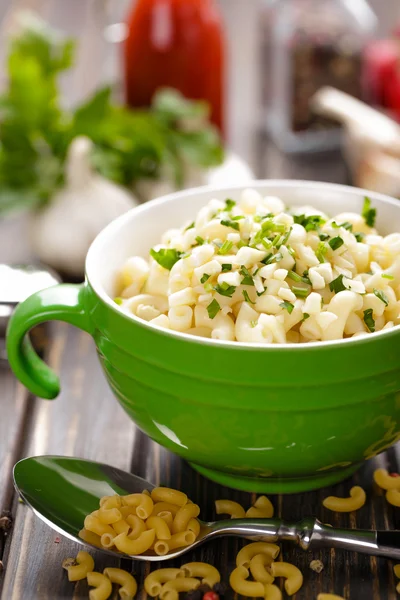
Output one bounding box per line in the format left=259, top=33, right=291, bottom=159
left=6, top=283, right=94, bottom=399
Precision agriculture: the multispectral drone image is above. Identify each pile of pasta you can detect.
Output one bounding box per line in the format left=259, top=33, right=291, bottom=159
left=79, top=487, right=201, bottom=556
left=115, top=190, right=400, bottom=343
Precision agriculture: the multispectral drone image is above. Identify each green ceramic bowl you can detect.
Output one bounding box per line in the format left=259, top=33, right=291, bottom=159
left=6, top=181, right=400, bottom=493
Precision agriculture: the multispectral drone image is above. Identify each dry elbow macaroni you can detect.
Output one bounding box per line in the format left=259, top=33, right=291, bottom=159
left=79, top=487, right=201, bottom=556
left=115, top=191, right=400, bottom=343
left=322, top=486, right=366, bottom=512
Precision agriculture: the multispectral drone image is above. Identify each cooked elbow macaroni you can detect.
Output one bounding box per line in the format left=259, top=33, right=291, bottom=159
left=80, top=488, right=201, bottom=556
left=322, top=486, right=366, bottom=512
left=115, top=191, right=400, bottom=343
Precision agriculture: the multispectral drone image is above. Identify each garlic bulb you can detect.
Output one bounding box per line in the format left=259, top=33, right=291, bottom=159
left=30, top=136, right=138, bottom=277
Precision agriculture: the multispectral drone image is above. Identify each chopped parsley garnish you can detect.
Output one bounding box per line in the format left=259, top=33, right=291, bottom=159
left=225, top=198, right=236, bottom=211
left=280, top=301, right=294, bottom=314
left=242, top=290, right=255, bottom=304
left=214, top=282, right=236, bottom=298
left=332, top=221, right=353, bottom=231
left=221, top=219, right=240, bottom=231
left=200, top=273, right=210, bottom=284
left=316, top=242, right=328, bottom=263
left=279, top=227, right=292, bottom=248
left=237, top=240, right=246, bottom=249
left=254, top=213, right=274, bottom=223
left=272, top=234, right=281, bottom=247
left=232, top=215, right=244, bottom=221
left=195, top=236, right=205, bottom=245
left=302, top=313, right=310, bottom=321
left=185, top=221, right=195, bottom=231
left=221, top=263, right=232, bottom=272
left=256, top=287, right=267, bottom=297
left=382, top=274, right=394, bottom=280
left=218, top=240, right=233, bottom=255
left=240, top=266, right=254, bottom=286
left=204, top=282, right=213, bottom=293
left=150, top=248, right=182, bottom=270
left=363, top=308, right=375, bottom=332
left=207, top=299, right=221, bottom=319
left=250, top=320, right=257, bottom=328
left=319, top=233, right=330, bottom=241
left=293, top=214, right=326, bottom=231
left=373, top=288, right=389, bottom=306
left=114, top=297, right=123, bottom=305
left=362, top=196, right=376, bottom=227
left=261, top=252, right=283, bottom=265
left=261, top=238, right=273, bottom=250
left=329, top=274, right=346, bottom=293
left=328, top=236, right=344, bottom=251
left=287, top=245, right=295, bottom=256
left=354, top=232, right=365, bottom=243
left=292, top=286, right=310, bottom=298
left=287, top=270, right=311, bottom=285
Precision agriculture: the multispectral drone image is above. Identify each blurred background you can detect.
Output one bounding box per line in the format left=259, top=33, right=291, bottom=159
left=1, top=0, right=400, bottom=285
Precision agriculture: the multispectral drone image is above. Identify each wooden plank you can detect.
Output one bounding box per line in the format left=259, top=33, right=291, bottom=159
left=1, top=323, right=136, bottom=599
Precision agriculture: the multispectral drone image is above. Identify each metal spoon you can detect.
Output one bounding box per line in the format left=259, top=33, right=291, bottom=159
left=13, top=456, right=400, bottom=561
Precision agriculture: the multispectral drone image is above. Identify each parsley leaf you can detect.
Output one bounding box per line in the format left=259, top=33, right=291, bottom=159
left=354, top=232, right=365, bottom=242
left=319, top=233, right=330, bottom=241
left=316, top=242, right=328, bottom=263
left=373, top=288, right=389, bottom=306
left=242, top=290, right=255, bottom=304
left=363, top=308, right=375, bottom=332
left=329, top=274, right=346, bottom=293
left=287, top=270, right=311, bottom=285
left=221, top=219, right=240, bottom=231
left=225, top=198, right=236, bottom=211
left=207, top=299, right=220, bottom=319
left=185, top=221, right=195, bottom=231
left=302, top=313, right=310, bottom=321
left=292, top=286, right=310, bottom=298
left=214, top=282, right=236, bottom=297
left=195, top=236, right=205, bottom=245
left=362, top=196, right=377, bottom=228
left=221, top=263, right=232, bottom=272
left=150, top=248, right=182, bottom=270
left=240, top=266, right=254, bottom=286
left=329, top=236, right=344, bottom=251
left=218, top=240, right=233, bottom=255
left=293, top=214, right=326, bottom=231
left=114, top=297, right=123, bottom=305
left=200, top=273, right=210, bottom=284
left=280, top=301, right=294, bottom=314
left=382, top=274, right=394, bottom=280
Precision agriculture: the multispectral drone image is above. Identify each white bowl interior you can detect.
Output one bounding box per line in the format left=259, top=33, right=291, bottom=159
left=86, top=180, right=400, bottom=305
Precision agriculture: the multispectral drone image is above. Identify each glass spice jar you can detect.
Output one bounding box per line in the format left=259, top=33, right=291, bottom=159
left=261, top=0, right=377, bottom=153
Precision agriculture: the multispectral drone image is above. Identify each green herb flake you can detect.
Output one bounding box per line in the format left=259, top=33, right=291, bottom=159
left=114, top=297, right=123, bottom=305
left=225, top=199, right=236, bottom=211
left=316, top=242, right=328, bottom=263
left=195, top=236, right=205, bottom=245
left=382, top=274, right=394, bottom=280
left=287, top=270, right=311, bottom=285
left=256, top=287, right=267, bottom=297
left=221, top=263, right=232, bottom=272
left=204, top=282, right=213, bottom=293
left=329, top=274, right=346, bottom=293
left=150, top=248, right=182, bottom=270
left=328, top=236, right=344, bottom=251
left=293, top=214, right=326, bottom=231
left=319, top=233, right=329, bottom=241
left=280, top=301, right=294, bottom=314
left=261, top=251, right=283, bottom=265
left=221, top=219, right=240, bottom=231
left=214, top=282, right=236, bottom=298
left=362, top=196, right=377, bottom=228
left=185, top=221, right=195, bottom=231
left=272, top=234, right=281, bottom=247
left=292, top=286, right=310, bottom=298
left=200, top=273, right=210, bottom=284
left=207, top=299, right=221, bottom=319
left=363, top=308, right=375, bottom=332
left=242, top=290, right=255, bottom=304
left=232, top=215, right=244, bottom=221
left=240, top=266, right=254, bottom=286
left=261, top=238, right=273, bottom=250
left=302, top=313, right=310, bottom=321
left=354, top=232, right=365, bottom=243
left=218, top=240, right=233, bottom=255
left=237, top=240, right=246, bottom=249
left=250, top=320, right=257, bottom=328
left=373, top=288, right=389, bottom=306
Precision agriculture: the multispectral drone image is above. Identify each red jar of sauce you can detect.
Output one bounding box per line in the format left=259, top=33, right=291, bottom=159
left=124, top=0, right=225, bottom=133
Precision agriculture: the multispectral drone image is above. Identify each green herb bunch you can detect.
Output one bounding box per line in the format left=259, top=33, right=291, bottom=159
left=0, top=14, right=224, bottom=214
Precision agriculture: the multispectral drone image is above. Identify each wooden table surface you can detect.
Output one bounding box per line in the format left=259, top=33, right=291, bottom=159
left=0, top=1, right=399, bottom=599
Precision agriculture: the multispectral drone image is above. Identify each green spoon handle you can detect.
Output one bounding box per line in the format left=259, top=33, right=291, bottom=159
left=6, top=283, right=93, bottom=399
